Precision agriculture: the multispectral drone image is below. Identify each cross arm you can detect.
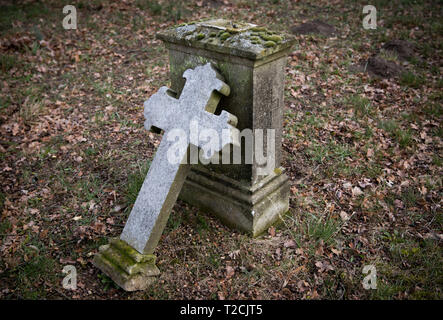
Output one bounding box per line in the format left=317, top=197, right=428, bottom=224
left=143, top=87, right=179, bottom=132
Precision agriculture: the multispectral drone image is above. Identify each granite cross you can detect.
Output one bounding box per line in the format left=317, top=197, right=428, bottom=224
left=120, top=63, right=239, bottom=254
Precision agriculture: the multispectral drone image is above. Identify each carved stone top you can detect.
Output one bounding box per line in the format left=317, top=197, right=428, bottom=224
left=156, top=18, right=295, bottom=60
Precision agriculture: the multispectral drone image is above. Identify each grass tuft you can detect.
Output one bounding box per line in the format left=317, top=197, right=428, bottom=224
left=400, top=71, right=425, bottom=88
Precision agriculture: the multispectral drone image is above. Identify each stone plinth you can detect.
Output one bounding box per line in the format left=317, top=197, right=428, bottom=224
left=157, top=19, right=294, bottom=236
left=93, top=238, right=159, bottom=291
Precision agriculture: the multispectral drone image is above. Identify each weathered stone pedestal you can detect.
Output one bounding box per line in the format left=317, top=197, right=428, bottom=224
left=157, top=19, right=295, bottom=236
left=93, top=238, right=159, bottom=291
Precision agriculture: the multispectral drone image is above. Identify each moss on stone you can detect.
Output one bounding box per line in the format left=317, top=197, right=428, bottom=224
left=251, top=37, right=263, bottom=44
left=225, top=28, right=240, bottom=34
left=110, top=238, right=155, bottom=263
left=102, top=248, right=135, bottom=274
left=157, top=19, right=296, bottom=60
left=262, top=34, right=282, bottom=43
left=251, top=26, right=266, bottom=32
left=94, top=252, right=129, bottom=279
left=220, top=32, right=231, bottom=41
left=93, top=243, right=160, bottom=291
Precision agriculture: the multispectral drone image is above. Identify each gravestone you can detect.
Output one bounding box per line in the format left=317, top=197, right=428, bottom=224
left=93, top=63, right=238, bottom=291
left=94, top=19, right=295, bottom=291
left=157, top=19, right=295, bottom=236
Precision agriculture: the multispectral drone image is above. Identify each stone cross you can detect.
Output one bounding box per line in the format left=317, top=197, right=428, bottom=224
left=120, top=63, right=238, bottom=254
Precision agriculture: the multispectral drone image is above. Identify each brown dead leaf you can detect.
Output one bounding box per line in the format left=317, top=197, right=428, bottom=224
left=283, top=239, right=297, bottom=248
left=226, top=265, right=235, bottom=279
left=268, top=226, right=276, bottom=237
left=352, top=186, right=363, bottom=197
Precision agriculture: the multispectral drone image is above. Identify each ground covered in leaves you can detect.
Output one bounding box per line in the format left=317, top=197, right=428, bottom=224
left=0, top=0, right=441, bottom=299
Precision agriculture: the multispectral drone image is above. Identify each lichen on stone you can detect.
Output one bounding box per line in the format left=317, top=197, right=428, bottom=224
left=156, top=18, right=295, bottom=60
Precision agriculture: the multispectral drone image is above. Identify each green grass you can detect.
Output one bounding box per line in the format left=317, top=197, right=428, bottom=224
left=136, top=0, right=162, bottom=14
left=0, top=96, right=11, bottom=117
left=18, top=85, right=46, bottom=124
left=304, top=214, right=340, bottom=246
left=85, top=147, right=98, bottom=157
left=306, top=143, right=329, bottom=164
left=3, top=239, right=58, bottom=299
left=166, top=211, right=183, bottom=231
left=378, top=119, right=398, bottom=133
left=423, top=103, right=442, bottom=118
left=400, top=71, right=425, bottom=88
left=208, top=252, right=222, bottom=269
left=0, top=217, right=11, bottom=235
left=373, top=237, right=443, bottom=299
left=377, top=120, right=413, bottom=148
left=75, top=176, right=103, bottom=203
left=432, top=155, right=442, bottom=167
left=400, top=187, right=420, bottom=208
left=136, top=0, right=184, bottom=22
left=386, top=14, right=424, bottom=29
left=196, top=212, right=209, bottom=234
left=395, top=130, right=413, bottom=149
left=286, top=211, right=341, bottom=248
left=344, top=94, right=373, bottom=118
left=97, top=273, right=120, bottom=291
left=306, top=141, right=354, bottom=164
left=0, top=55, right=18, bottom=72
left=364, top=162, right=384, bottom=178
left=0, top=2, right=49, bottom=33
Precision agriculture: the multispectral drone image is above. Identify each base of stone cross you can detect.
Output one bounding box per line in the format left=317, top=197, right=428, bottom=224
left=179, top=167, right=290, bottom=236
left=93, top=238, right=160, bottom=291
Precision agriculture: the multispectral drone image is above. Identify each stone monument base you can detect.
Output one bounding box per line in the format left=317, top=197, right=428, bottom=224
left=179, top=166, right=290, bottom=236
left=93, top=238, right=159, bottom=291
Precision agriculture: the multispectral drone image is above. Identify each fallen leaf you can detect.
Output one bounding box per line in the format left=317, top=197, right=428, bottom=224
left=283, top=239, right=297, bottom=248
left=268, top=226, right=276, bottom=237
left=226, top=266, right=235, bottom=278
left=352, top=186, right=363, bottom=197
left=340, top=211, right=350, bottom=221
